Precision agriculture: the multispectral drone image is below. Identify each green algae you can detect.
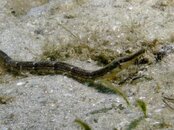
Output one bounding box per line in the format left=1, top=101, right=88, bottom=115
left=74, top=119, right=91, bottom=130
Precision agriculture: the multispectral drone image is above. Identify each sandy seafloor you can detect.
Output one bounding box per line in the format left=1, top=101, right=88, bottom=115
left=0, top=0, right=174, bottom=130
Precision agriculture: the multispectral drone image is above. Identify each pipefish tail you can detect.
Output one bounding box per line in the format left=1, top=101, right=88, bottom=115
left=0, top=48, right=145, bottom=79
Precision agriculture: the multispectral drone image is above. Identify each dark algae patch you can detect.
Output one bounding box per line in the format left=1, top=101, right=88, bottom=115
left=41, top=43, right=119, bottom=65
left=0, top=96, right=14, bottom=104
